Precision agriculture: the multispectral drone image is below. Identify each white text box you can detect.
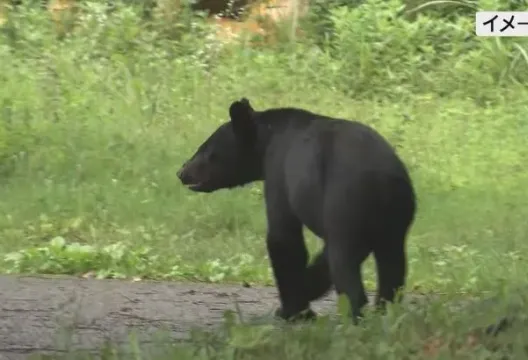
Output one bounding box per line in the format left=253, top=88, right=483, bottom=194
left=476, top=11, right=528, bottom=37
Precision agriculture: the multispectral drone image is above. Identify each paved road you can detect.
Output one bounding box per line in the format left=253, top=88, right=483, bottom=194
left=0, top=274, right=344, bottom=360
left=0, top=274, right=505, bottom=360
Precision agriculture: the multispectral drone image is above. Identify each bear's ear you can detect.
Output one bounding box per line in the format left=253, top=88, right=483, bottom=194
left=229, top=98, right=256, bottom=146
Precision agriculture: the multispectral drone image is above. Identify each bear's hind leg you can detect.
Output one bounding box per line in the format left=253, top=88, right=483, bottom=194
left=372, top=175, right=415, bottom=312
left=304, top=246, right=333, bottom=302
left=326, top=233, right=372, bottom=323
left=323, top=176, right=380, bottom=323
left=373, top=239, right=406, bottom=311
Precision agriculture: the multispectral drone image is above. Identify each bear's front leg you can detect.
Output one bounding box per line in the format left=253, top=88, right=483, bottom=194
left=266, top=222, right=313, bottom=322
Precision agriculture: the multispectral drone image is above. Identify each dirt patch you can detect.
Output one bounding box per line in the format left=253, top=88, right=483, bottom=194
left=0, top=274, right=344, bottom=359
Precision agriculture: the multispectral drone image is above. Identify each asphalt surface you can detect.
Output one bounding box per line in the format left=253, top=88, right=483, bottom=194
left=0, top=274, right=507, bottom=360
left=0, top=274, right=342, bottom=360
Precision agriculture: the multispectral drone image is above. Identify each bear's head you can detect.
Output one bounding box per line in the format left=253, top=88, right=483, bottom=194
left=177, top=98, right=263, bottom=193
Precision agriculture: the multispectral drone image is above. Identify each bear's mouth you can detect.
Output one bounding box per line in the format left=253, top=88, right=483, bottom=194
left=186, top=182, right=215, bottom=193
left=188, top=183, right=203, bottom=190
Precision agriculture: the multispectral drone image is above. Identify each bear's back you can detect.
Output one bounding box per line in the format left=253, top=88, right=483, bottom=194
left=257, top=107, right=408, bottom=180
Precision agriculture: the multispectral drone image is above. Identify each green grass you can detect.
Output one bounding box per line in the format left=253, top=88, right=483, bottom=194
left=2, top=0, right=528, bottom=358
left=1, top=64, right=526, bottom=293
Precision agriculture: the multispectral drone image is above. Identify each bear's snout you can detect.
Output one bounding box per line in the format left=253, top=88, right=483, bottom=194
left=176, top=166, right=191, bottom=184
left=176, top=165, right=183, bottom=178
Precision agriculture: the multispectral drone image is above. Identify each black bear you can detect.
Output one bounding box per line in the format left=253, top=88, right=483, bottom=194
left=177, top=98, right=417, bottom=322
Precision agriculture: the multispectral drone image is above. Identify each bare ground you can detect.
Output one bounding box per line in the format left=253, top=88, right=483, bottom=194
left=0, top=274, right=346, bottom=360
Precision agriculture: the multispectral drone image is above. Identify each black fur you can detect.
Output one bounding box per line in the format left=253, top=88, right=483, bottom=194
left=177, top=98, right=417, bottom=322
